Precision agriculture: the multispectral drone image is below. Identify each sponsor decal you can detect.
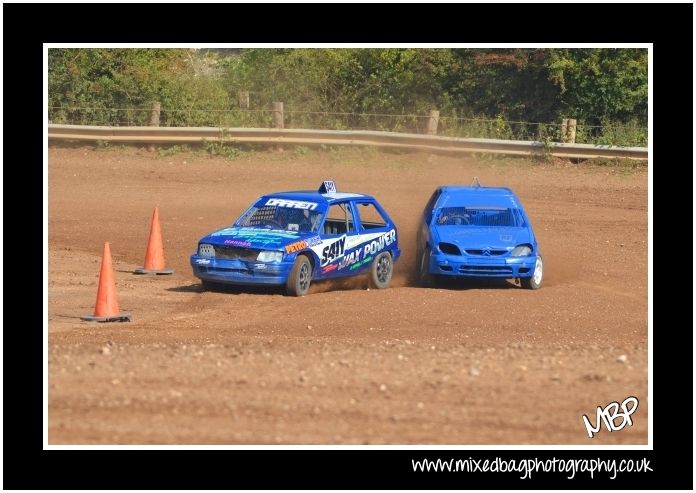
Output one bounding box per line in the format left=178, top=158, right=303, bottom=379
left=361, top=229, right=396, bottom=257
left=331, top=249, right=375, bottom=272
left=265, top=198, right=319, bottom=210
left=254, top=263, right=268, bottom=270
left=285, top=235, right=322, bottom=254
left=211, top=228, right=299, bottom=247
left=224, top=239, right=252, bottom=247
left=210, top=227, right=242, bottom=237
left=306, top=235, right=323, bottom=246
left=350, top=255, right=373, bottom=271
left=322, top=263, right=338, bottom=274
left=286, top=240, right=308, bottom=253
left=320, top=235, right=346, bottom=266
left=338, top=249, right=363, bottom=270
left=211, top=227, right=299, bottom=239
left=232, top=228, right=299, bottom=239
left=345, top=235, right=369, bottom=250
left=315, top=229, right=397, bottom=269
left=196, top=259, right=211, bottom=265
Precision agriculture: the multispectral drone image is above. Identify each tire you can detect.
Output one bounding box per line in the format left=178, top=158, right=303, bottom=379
left=370, top=251, right=393, bottom=289
left=286, top=255, right=312, bottom=296
left=418, top=247, right=435, bottom=287
left=521, top=255, right=543, bottom=290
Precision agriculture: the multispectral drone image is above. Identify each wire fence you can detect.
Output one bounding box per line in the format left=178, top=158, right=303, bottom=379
left=48, top=106, right=648, bottom=147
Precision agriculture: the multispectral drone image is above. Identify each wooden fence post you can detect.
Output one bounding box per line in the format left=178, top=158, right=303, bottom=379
left=272, top=102, right=284, bottom=151
left=272, top=102, right=284, bottom=129
left=561, top=118, right=568, bottom=142
left=239, top=91, right=250, bottom=109
left=567, top=118, right=577, bottom=144
left=425, top=110, right=440, bottom=164
left=147, top=101, right=161, bottom=152
left=426, top=110, right=440, bottom=135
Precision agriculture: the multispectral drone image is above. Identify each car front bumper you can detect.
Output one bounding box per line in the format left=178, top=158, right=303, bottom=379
left=428, top=252, right=538, bottom=278
left=190, top=255, right=293, bottom=286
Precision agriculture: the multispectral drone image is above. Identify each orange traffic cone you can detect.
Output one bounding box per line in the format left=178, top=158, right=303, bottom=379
left=81, top=242, right=132, bottom=322
left=134, top=207, right=174, bottom=275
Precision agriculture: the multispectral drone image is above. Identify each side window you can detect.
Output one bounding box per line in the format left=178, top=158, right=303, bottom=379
left=324, top=203, right=355, bottom=235
left=423, top=189, right=441, bottom=223
left=356, top=202, right=387, bottom=230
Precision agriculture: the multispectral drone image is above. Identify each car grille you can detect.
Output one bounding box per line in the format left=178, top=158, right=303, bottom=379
left=459, top=265, right=513, bottom=276
left=465, top=249, right=507, bottom=256
left=213, top=245, right=259, bottom=261
left=212, top=267, right=250, bottom=274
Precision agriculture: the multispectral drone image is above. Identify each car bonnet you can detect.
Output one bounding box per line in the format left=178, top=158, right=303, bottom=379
left=200, top=226, right=322, bottom=251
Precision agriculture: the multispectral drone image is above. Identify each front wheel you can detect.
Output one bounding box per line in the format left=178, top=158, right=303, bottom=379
left=286, top=255, right=312, bottom=296
left=370, top=251, right=393, bottom=289
left=418, top=247, right=435, bottom=287
left=521, top=255, right=543, bottom=290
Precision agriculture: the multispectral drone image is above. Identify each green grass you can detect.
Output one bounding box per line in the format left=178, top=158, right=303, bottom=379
left=158, top=145, right=191, bottom=156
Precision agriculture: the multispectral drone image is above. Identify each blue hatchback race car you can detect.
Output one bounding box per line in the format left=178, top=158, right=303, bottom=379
left=417, top=181, right=543, bottom=289
left=191, top=181, right=400, bottom=296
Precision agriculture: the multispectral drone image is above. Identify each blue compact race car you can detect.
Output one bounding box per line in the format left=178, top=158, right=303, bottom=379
left=417, top=181, right=543, bottom=289
left=191, top=181, right=400, bottom=296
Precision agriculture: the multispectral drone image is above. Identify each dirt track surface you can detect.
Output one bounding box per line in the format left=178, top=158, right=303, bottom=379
left=48, top=147, right=649, bottom=444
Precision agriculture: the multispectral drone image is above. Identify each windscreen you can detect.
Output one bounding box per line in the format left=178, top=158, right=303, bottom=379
left=236, top=199, right=325, bottom=233
left=435, top=206, right=522, bottom=227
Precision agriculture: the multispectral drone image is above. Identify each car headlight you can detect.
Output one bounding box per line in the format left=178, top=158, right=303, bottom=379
left=510, top=244, right=532, bottom=257
left=257, top=250, right=283, bottom=262
left=438, top=242, right=461, bottom=256
left=198, top=243, right=215, bottom=258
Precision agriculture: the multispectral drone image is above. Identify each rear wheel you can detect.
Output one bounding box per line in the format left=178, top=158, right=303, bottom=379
left=370, top=251, right=393, bottom=289
left=286, top=255, right=312, bottom=296
left=418, top=247, right=435, bottom=287
left=521, top=256, right=543, bottom=290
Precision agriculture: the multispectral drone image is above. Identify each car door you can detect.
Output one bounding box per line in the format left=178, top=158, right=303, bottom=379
left=349, top=199, right=396, bottom=274
left=316, top=200, right=360, bottom=278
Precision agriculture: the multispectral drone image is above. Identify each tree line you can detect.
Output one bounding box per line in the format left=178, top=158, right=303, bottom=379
left=48, top=48, right=648, bottom=145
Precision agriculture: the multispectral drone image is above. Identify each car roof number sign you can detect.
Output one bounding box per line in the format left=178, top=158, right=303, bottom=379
left=320, top=180, right=337, bottom=194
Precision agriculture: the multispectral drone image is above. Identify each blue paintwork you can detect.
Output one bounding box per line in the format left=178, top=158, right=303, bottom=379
left=418, top=185, right=541, bottom=280
left=190, top=187, right=400, bottom=289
